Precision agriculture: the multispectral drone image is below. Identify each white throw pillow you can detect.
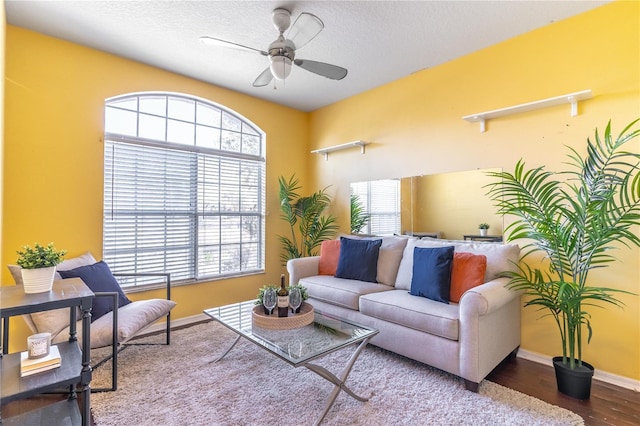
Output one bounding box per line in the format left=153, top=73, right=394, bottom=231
left=377, top=236, right=409, bottom=285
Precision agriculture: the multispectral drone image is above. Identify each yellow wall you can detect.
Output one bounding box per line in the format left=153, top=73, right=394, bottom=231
left=309, top=1, right=640, bottom=380
left=2, top=26, right=309, bottom=350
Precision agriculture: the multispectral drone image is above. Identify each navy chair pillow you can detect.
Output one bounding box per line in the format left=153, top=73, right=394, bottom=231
left=335, top=237, right=382, bottom=283
left=59, top=261, right=131, bottom=322
left=410, top=246, right=455, bottom=304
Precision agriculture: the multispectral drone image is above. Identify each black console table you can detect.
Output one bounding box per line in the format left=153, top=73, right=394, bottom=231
left=1, top=278, right=94, bottom=425
left=463, top=234, right=503, bottom=242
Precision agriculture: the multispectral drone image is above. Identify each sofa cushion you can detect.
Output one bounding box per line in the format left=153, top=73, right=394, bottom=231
left=450, top=252, right=487, bottom=303
left=59, top=261, right=132, bottom=322
left=318, top=239, right=341, bottom=275
left=410, top=246, right=454, bottom=303
left=377, top=236, right=409, bottom=285
left=335, top=237, right=382, bottom=282
left=300, top=275, right=390, bottom=311
left=360, top=290, right=460, bottom=340
left=396, top=238, right=520, bottom=289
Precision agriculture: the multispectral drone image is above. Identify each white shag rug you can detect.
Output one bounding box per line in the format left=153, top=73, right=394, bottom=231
left=91, top=322, right=583, bottom=426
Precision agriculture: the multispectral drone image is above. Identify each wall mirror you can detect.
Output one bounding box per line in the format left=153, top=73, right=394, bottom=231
left=350, top=168, right=503, bottom=241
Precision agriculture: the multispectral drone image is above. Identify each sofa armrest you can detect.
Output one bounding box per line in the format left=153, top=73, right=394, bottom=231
left=459, top=277, right=520, bottom=317
left=286, top=256, right=320, bottom=286
left=458, top=277, right=522, bottom=384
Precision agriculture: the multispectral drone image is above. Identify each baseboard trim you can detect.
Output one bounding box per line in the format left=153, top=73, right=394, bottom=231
left=517, top=349, right=640, bottom=392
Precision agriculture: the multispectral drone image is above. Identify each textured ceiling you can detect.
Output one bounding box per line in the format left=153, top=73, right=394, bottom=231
left=5, top=1, right=609, bottom=112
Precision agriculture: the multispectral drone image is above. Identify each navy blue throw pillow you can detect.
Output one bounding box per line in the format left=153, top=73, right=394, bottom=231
left=410, top=246, right=455, bottom=304
left=335, top=237, right=382, bottom=283
left=59, top=261, right=131, bottom=322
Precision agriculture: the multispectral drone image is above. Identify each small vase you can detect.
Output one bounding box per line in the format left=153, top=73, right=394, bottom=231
left=479, top=229, right=488, bottom=236
left=21, top=266, right=57, bottom=294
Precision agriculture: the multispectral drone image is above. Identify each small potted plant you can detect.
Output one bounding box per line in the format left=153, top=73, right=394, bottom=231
left=16, top=242, right=67, bottom=294
left=478, top=223, right=490, bottom=236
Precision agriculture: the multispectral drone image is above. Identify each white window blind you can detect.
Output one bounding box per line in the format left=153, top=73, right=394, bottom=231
left=351, top=179, right=400, bottom=235
left=103, top=93, right=265, bottom=288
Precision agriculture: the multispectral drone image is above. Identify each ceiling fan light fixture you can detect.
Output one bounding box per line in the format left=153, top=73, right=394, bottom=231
left=270, top=56, right=292, bottom=81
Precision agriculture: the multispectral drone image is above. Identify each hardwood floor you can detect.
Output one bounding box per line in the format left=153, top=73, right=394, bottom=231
left=3, top=353, right=638, bottom=425
left=487, top=356, right=640, bottom=426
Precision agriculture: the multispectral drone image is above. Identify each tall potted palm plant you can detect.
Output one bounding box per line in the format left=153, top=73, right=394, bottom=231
left=486, top=119, right=640, bottom=399
left=278, top=174, right=339, bottom=265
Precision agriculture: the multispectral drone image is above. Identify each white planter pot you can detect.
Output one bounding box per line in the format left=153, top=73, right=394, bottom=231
left=21, top=266, right=57, bottom=294
left=479, top=229, right=488, bottom=236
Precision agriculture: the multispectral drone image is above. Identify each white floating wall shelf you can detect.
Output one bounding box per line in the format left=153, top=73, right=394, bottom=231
left=311, top=140, right=370, bottom=160
left=462, top=89, right=593, bottom=132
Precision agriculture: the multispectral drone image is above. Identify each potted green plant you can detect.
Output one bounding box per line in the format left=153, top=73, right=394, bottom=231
left=478, top=223, right=490, bottom=236
left=16, top=242, right=67, bottom=294
left=278, top=174, right=339, bottom=265
left=350, top=193, right=369, bottom=234
left=485, top=119, right=640, bottom=399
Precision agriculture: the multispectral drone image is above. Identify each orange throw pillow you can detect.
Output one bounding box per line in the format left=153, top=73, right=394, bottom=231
left=318, top=240, right=341, bottom=275
left=450, top=252, right=487, bottom=303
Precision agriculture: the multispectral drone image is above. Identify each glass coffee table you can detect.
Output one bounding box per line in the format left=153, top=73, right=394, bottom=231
left=204, top=301, right=379, bottom=425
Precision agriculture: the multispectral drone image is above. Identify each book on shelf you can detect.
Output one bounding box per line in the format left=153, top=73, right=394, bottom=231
left=20, top=345, right=61, bottom=377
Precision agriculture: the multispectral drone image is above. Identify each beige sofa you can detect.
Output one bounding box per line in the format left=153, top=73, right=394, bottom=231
left=287, top=236, right=521, bottom=391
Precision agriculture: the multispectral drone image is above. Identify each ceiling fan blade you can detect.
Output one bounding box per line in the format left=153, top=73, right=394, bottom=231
left=199, top=36, right=267, bottom=56
left=287, top=12, right=323, bottom=49
left=294, top=59, right=348, bottom=80
left=252, top=67, right=274, bottom=87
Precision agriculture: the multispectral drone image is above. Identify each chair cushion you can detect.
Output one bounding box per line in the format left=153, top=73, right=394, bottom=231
left=52, top=299, right=177, bottom=349
left=59, top=261, right=131, bottom=322
left=335, top=237, right=382, bottom=282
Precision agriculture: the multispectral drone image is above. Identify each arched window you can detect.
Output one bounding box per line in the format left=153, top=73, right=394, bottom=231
left=103, top=92, right=265, bottom=288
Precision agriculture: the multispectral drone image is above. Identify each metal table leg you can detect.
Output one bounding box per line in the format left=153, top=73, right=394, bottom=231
left=210, top=334, right=242, bottom=363
left=302, top=336, right=372, bottom=426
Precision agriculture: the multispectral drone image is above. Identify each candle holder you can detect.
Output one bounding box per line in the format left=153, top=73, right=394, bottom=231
left=27, top=332, right=51, bottom=359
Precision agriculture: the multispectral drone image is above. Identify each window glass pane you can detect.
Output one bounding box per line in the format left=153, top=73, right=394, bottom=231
left=196, top=103, right=221, bottom=127
left=222, top=111, right=241, bottom=131
left=196, top=125, right=221, bottom=150
left=139, top=113, right=166, bottom=141
left=139, top=96, right=166, bottom=116
left=105, top=107, right=137, bottom=136
left=221, top=244, right=241, bottom=272
left=109, top=98, right=137, bottom=111
left=242, top=134, right=260, bottom=156
left=221, top=130, right=241, bottom=152
left=168, top=97, right=195, bottom=122
left=199, top=216, right=221, bottom=245
left=167, top=119, right=195, bottom=145
left=199, top=245, right=220, bottom=276
left=242, top=122, right=259, bottom=136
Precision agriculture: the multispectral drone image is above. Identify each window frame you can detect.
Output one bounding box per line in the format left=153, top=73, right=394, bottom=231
left=103, top=92, right=266, bottom=291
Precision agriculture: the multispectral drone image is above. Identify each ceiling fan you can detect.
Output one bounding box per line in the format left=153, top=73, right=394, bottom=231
left=200, top=8, right=348, bottom=87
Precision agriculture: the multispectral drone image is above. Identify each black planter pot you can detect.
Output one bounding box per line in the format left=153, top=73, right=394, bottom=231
left=552, top=356, right=594, bottom=400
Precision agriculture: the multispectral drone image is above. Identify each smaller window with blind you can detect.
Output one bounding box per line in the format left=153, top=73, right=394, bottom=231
left=350, top=179, right=401, bottom=236
left=103, top=92, right=266, bottom=289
